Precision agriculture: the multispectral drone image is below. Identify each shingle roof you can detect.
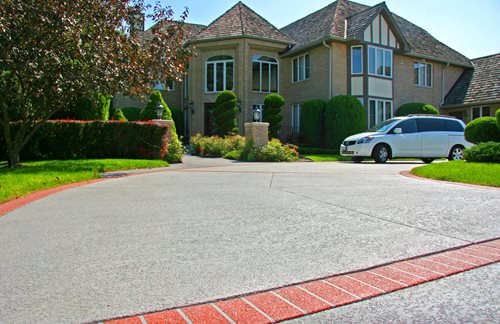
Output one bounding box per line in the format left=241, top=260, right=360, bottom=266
left=280, top=0, right=471, bottom=66
left=142, top=21, right=206, bottom=44
left=192, top=1, right=293, bottom=44
left=443, top=53, right=500, bottom=107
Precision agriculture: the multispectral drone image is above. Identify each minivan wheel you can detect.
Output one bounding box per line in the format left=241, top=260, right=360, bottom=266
left=421, top=158, right=434, bottom=164
left=448, top=145, right=464, bottom=161
left=373, top=144, right=390, bottom=163
left=352, top=157, right=363, bottom=163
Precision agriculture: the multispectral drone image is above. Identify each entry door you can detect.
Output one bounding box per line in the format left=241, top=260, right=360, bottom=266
left=204, top=103, right=216, bottom=136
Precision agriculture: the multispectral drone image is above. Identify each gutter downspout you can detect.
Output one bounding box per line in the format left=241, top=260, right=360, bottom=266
left=323, top=41, right=332, bottom=99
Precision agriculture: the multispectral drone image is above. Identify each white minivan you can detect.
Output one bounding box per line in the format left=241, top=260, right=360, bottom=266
left=340, top=115, right=473, bottom=163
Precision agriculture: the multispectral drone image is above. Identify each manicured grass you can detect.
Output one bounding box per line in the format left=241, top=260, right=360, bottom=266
left=302, top=154, right=352, bottom=162
left=412, top=161, right=500, bottom=187
left=0, top=159, right=169, bottom=204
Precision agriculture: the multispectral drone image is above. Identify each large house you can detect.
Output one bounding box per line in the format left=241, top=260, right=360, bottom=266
left=116, top=0, right=499, bottom=138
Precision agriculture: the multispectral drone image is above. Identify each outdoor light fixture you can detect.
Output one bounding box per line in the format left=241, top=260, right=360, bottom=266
left=237, top=98, right=242, bottom=112
left=156, top=103, right=164, bottom=119
left=189, top=101, right=195, bottom=114
left=252, top=106, right=261, bottom=122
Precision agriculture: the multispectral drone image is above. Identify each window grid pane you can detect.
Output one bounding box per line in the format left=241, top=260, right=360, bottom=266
left=226, top=62, right=233, bottom=90
left=206, top=63, right=214, bottom=92
left=299, top=56, right=305, bottom=81
left=426, top=64, right=432, bottom=87
left=369, top=47, right=376, bottom=74
left=352, top=47, right=362, bottom=74
left=376, top=49, right=384, bottom=75
left=305, top=54, right=310, bottom=79
left=384, top=51, right=392, bottom=76
left=270, top=64, right=278, bottom=92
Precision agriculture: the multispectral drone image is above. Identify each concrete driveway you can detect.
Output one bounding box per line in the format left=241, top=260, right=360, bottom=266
left=0, top=156, right=498, bottom=323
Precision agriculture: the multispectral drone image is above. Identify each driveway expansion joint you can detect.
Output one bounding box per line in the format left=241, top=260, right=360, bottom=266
left=94, top=238, right=499, bottom=324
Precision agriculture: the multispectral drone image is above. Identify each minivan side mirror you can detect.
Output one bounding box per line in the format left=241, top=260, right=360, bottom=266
left=393, top=128, right=402, bottom=134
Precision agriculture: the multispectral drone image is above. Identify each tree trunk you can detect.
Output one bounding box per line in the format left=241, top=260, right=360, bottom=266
left=7, top=147, right=21, bottom=168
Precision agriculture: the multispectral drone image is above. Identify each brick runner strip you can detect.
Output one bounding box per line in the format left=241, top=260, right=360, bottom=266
left=99, top=238, right=499, bottom=324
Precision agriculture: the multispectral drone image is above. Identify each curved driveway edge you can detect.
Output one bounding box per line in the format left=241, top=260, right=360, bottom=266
left=400, top=169, right=500, bottom=191
left=96, top=238, right=500, bottom=324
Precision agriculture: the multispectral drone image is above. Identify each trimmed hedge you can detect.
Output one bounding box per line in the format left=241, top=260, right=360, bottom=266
left=464, top=117, right=500, bottom=143
left=213, top=91, right=238, bottom=136
left=300, top=99, right=326, bottom=147
left=395, top=102, right=439, bottom=116
left=0, top=121, right=167, bottom=161
left=121, top=107, right=142, bottom=121
left=263, top=94, right=284, bottom=139
left=464, top=142, right=500, bottom=163
left=325, top=95, right=366, bottom=149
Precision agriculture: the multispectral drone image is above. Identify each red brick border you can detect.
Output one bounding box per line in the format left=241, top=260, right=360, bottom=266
left=96, top=238, right=499, bottom=324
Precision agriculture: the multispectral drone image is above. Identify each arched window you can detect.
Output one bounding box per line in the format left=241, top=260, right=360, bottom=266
left=252, top=55, right=278, bottom=92
left=206, top=55, right=234, bottom=92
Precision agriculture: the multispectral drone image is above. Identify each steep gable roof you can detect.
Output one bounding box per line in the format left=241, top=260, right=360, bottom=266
left=280, top=0, right=471, bottom=66
left=443, top=53, right=500, bottom=107
left=191, top=1, right=293, bottom=44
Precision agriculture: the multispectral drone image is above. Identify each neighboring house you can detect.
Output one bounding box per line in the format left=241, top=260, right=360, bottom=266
left=441, top=53, right=500, bottom=123
left=115, top=0, right=498, bottom=138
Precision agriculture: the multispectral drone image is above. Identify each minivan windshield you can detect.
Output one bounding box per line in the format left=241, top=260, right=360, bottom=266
left=367, top=118, right=401, bottom=132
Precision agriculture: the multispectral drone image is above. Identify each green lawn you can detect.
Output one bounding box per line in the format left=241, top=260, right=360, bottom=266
left=0, top=159, right=169, bottom=204
left=302, top=154, right=352, bottom=162
left=412, top=161, right=500, bottom=187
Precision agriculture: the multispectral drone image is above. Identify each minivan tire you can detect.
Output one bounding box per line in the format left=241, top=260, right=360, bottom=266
left=373, top=144, right=390, bottom=163
left=448, top=145, right=464, bottom=161
left=352, top=157, right=363, bottom=163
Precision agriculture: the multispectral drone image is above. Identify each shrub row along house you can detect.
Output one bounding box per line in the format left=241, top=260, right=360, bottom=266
left=115, top=0, right=500, bottom=139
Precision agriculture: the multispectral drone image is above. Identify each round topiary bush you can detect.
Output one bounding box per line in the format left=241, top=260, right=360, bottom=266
left=464, top=117, right=500, bottom=143
left=325, top=95, right=366, bottom=149
left=140, top=90, right=172, bottom=121
left=213, top=90, right=238, bottom=136
left=300, top=99, right=326, bottom=147
left=395, top=102, right=439, bottom=116
left=263, top=93, right=285, bottom=139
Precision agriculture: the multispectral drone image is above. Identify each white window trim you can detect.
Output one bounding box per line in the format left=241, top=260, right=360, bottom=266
left=252, top=56, right=279, bottom=93
left=351, top=46, right=363, bottom=75
left=368, top=45, right=392, bottom=78
left=292, top=104, right=301, bottom=133
left=471, top=106, right=490, bottom=119
left=292, top=54, right=310, bottom=83
left=368, top=99, right=393, bottom=127
left=205, top=57, right=234, bottom=93
left=414, top=62, right=433, bottom=87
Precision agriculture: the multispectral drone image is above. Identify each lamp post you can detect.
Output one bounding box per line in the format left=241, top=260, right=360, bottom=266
left=156, top=103, right=164, bottom=120
left=253, top=106, right=261, bottom=122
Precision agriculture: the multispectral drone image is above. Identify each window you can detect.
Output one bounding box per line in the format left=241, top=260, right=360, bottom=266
left=351, top=46, right=363, bottom=74
left=206, top=55, right=234, bottom=92
left=414, top=62, right=432, bottom=87
left=443, top=119, right=464, bottom=132
left=292, top=54, right=310, bottom=83
left=253, top=55, right=279, bottom=92
left=369, top=99, right=392, bottom=127
left=292, top=104, right=301, bottom=133
left=368, top=46, right=392, bottom=77
left=416, top=118, right=445, bottom=132
left=472, top=106, right=490, bottom=119
left=394, top=119, right=417, bottom=133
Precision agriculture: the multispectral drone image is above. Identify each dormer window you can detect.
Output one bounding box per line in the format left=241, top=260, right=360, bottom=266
left=206, top=55, right=234, bottom=92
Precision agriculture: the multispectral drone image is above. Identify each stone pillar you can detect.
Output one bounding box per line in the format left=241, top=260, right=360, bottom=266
left=244, top=122, right=269, bottom=148
left=152, top=119, right=173, bottom=142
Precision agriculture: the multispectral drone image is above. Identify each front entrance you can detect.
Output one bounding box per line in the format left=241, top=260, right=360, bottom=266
left=204, top=103, right=216, bottom=136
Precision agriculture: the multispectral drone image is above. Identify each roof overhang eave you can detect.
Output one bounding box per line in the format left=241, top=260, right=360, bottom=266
left=280, top=35, right=346, bottom=57
left=406, top=52, right=473, bottom=68
left=186, top=35, right=294, bottom=47
left=441, top=99, right=500, bottom=109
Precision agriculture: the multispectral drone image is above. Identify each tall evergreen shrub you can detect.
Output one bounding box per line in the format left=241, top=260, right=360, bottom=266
left=300, top=99, right=326, bottom=147
left=213, top=90, right=238, bottom=136
left=263, top=93, right=284, bottom=139
left=325, top=95, right=366, bottom=149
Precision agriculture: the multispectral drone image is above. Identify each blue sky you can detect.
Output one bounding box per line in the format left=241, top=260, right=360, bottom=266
left=145, top=0, right=500, bottom=59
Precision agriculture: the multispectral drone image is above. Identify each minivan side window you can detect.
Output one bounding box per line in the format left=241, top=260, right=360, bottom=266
left=416, top=118, right=445, bottom=132
left=393, top=119, right=417, bottom=133
left=443, top=119, right=464, bottom=132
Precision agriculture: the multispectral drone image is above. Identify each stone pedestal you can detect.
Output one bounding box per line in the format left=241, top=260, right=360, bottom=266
left=152, top=119, right=173, bottom=142
left=244, top=122, right=269, bottom=148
